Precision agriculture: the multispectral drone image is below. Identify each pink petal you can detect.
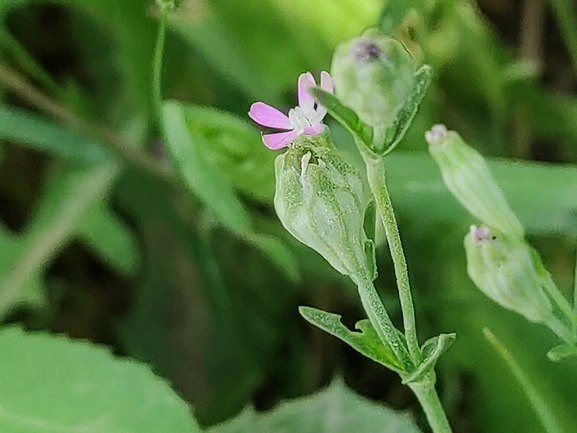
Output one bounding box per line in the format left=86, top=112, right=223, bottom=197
left=249, top=102, right=291, bottom=129
left=320, top=71, right=334, bottom=93
left=262, top=130, right=301, bottom=149
left=298, top=72, right=316, bottom=110
left=304, top=124, right=324, bottom=136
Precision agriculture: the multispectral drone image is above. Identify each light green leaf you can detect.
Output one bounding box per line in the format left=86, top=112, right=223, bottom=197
left=209, top=379, right=421, bottom=433
left=299, top=306, right=404, bottom=373
left=402, top=333, right=456, bottom=384
left=309, top=87, right=373, bottom=148
left=382, top=65, right=432, bottom=155
left=0, top=327, right=201, bottom=433
left=180, top=104, right=276, bottom=202
left=484, top=328, right=565, bottom=433
left=547, top=344, right=577, bottom=362
left=162, top=100, right=251, bottom=235
left=76, top=203, right=140, bottom=276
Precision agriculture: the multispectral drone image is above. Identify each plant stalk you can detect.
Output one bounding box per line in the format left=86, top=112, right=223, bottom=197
left=364, top=153, right=421, bottom=362
left=409, top=373, right=453, bottom=433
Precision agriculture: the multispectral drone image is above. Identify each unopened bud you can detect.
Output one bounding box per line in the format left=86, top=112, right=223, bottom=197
left=427, top=125, right=524, bottom=239
left=464, top=225, right=552, bottom=323
left=330, top=28, right=415, bottom=130
left=274, top=134, right=372, bottom=280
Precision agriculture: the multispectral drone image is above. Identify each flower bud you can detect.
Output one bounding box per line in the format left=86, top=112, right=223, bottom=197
left=330, top=28, right=415, bottom=130
left=427, top=125, right=524, bottom=239
left=274, top=134, right=372, bottom=280
left=464, top=225, right=552, bottom=323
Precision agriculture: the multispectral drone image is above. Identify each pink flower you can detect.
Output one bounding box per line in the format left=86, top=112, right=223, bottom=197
left=249, top=71, right=334, bottom=149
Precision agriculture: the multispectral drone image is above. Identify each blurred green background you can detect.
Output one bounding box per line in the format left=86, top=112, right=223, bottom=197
left=1, top=0, right=577, bottom=432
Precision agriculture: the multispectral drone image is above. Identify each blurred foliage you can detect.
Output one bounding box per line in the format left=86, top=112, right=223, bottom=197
left=0, top=0, right=577, bottom=432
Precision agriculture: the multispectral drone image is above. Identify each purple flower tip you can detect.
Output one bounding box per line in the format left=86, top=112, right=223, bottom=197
left=248, top=71, right=334, bottom=150
left=425, top=124, right=448, bottom=146
left=470, top=225, right=492, bottom=243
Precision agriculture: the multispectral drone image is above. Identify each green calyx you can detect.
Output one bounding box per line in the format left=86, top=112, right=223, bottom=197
left=274, top=134, right=373, bottom=281
left=331, top=28, right=416, bottom=133
left=464, top=226, right=553, bottom=324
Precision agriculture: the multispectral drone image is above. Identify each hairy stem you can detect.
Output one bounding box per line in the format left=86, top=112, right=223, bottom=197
left=364, top=154, right=421, bottom=362
left=409, top=373, right=453, bottom=433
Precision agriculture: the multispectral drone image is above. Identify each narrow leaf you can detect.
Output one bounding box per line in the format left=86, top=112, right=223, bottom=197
left=484, top=328, right=565, bottom=433
left=382, top=65, right=432, bottom=155
left=402, top=333, right=456, bottom=384
left=162, top=100, right=252, bottom=234
left=0, top=104, right=111, bottom=163
left=299, top=306, right=404, bottom=373
left=309, top=87, right=373, bottom=147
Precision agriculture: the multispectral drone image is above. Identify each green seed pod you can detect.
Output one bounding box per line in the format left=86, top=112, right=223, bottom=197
left=427, top=125, right=524, bottom=239
left=274, top=134, right=372, bottom=281
left=330, top=28, right=415, bottom=130
left=464, top=225, right=552, bottom=323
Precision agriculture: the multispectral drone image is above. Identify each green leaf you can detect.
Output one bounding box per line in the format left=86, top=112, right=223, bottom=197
left=299, top=306, right=404, bottom=373
left=162, top=100, right=252, bottom=234
left=402, top=333, right=456, bottom=384
left=0, top=327, right=201, bottom=433
left=0, top=105, right=111, bottom=164
left=0, top=163, right=120, bottom=319
left=484, top=328, right=565, bottom=433
left=309, top=87, right=373, bottom=148
left=208, top=379, right=421, bottom=433
left=244, top=233, right=300, bottom=282
left=547, top=344, right=577, bottom=362
left=180, top=104, right=276, bottom=202
left=382, top=65, right=432, bottom=156
left=76, top=203, right=140, bottom=276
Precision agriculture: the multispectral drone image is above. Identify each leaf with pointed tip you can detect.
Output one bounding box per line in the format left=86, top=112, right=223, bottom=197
left=309, top=87, right=373, bottom=148
left=402, top=333, right=456, bottom=384
left=208, top=379, right=422, bottom=433
left=382, top=65, right=432, bottom=156
left=299, top=306, right=404, bottom=373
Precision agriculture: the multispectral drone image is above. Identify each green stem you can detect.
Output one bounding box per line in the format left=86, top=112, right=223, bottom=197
left=549, top=0, right=577, bottom=73
left=152, top=8, right=168, bottom=123
left=541, top=273, right=577, bottom=329
left=364, top=154, right=421, bottom=362
left=353, top=272, right=413, bottom=370
left=408, top=373, right=453, bottom=433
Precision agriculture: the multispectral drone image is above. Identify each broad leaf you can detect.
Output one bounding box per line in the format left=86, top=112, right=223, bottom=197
left=208, top=379, right=421, bottom=433
left=0, top=327, right=201, bottom=433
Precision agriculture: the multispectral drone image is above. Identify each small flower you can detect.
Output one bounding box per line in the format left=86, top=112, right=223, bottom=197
left=249, top=71, right=334, bottom=150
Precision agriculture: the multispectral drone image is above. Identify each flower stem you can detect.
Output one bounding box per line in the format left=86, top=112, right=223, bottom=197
left=363, top=153, right=421, bottom=362
left=353, top=271, right=413, bottom=370
left=153, top=8, right=168, bottom=123
left=408, top=373, right=453, bottom=433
